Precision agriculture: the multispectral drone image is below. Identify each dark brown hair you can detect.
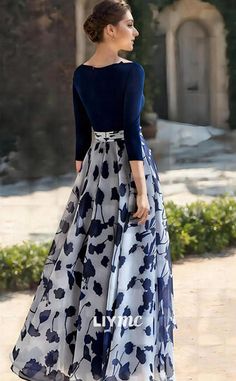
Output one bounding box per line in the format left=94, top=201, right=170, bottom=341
left=83, top=0, right=131, bottom=43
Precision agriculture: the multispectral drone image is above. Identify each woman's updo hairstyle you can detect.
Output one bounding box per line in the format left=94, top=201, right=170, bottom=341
left=84, top=0, right=131, bottom=43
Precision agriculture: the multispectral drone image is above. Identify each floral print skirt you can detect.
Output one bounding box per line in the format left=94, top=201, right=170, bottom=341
left=9, top=127, right=177, bottom=381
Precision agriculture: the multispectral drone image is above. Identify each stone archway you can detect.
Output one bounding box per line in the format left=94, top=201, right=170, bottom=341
left=176, top=19, right=210, bottom=125
left=157, top=0, right=229, bottom=129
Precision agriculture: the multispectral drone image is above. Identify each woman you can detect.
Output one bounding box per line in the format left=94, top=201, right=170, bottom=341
left=9, top=1, right=177, bottom=380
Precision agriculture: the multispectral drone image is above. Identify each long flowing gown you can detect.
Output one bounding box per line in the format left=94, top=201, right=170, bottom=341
left=9, top=60, right=178, bottom=381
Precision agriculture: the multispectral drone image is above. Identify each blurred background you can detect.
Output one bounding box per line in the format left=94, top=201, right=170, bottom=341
left=0, top=1, right=236, bottom=380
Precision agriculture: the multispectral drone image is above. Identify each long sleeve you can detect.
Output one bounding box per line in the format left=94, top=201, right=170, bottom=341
left=123, top=63, right=145, bottom=161
left=72, top=72, right=92, bottom=161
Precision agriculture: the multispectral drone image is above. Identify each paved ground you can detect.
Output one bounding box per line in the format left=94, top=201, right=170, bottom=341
left=1, top=246, right=236, bottom=381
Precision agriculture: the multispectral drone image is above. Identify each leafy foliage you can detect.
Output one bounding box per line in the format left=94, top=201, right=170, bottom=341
left=0, top=240, right=52, bottom=291
left=0, top=0, right=75, bottom=182
left=166, top=195, right=236, bottom=260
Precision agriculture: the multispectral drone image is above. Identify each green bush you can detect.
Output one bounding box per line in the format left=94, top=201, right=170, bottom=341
left=166, top=195, right=236, bottom=261
left=0, top=241, right=51, bottom=291
left=0, top=195, right=236, bottom=291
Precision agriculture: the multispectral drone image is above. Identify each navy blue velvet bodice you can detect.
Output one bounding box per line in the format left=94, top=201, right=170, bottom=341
left=72, top=61, right=145, bottom=161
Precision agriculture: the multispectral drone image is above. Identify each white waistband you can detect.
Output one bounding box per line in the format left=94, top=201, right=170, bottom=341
left=93, top=127, right=142, bottom=141
left=94, top=130, right=125, bottom=141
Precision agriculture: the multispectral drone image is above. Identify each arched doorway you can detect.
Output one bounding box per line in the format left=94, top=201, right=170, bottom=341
left=176, top=20, right=210, bottom=125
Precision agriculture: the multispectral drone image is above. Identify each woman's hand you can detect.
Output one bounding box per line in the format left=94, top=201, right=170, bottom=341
left=75, top=160, right=83, bottom=173
left=132, top=193, right=150, bottom=225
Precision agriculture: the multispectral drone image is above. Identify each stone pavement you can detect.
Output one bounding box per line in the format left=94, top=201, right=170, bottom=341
left=1, top=246, right=236, bottom=381
left=172, top=246, right=236, bottom=380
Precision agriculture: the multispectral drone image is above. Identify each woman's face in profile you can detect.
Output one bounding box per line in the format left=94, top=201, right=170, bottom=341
left=111, top=10, right=139, bottom=51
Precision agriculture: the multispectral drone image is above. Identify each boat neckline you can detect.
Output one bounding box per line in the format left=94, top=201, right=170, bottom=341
left=80, top=61, right=135, bottom=69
